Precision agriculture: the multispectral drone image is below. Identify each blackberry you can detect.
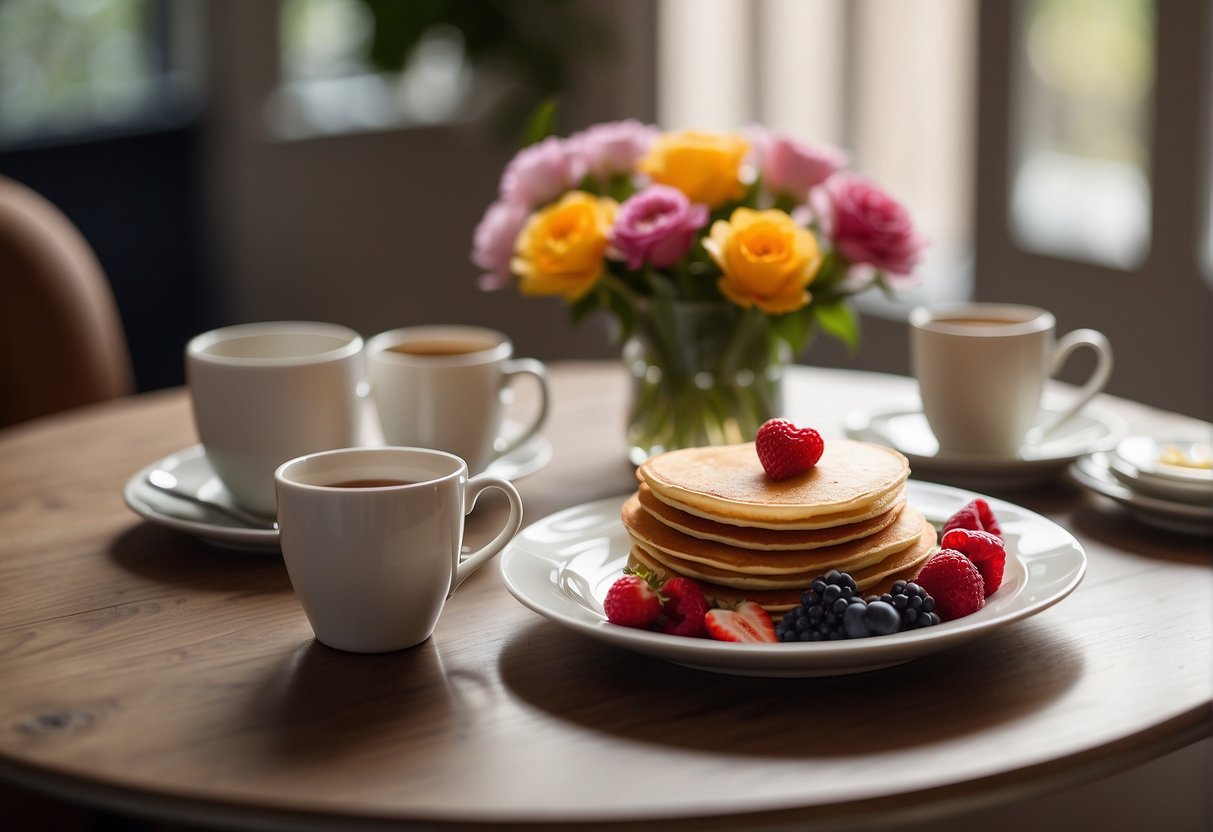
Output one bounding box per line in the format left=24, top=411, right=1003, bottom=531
left=866, top=580, right=941, bottom=631
left=776, top=570, right=862, bottom=642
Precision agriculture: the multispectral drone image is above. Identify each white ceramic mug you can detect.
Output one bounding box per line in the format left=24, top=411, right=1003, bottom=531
left=909, top=303, right=1113, bottom=457
left=186, top=321, right=364, bottom=517
left=274, top=446, right=523, bottom=653
left=366, top=325, right=550, bottom=474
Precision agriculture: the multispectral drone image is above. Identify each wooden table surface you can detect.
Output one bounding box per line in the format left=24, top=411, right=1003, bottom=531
left=0, top=362, right=1209, bottom=831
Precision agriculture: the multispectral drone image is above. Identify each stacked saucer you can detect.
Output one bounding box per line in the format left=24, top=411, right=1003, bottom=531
left=1069, top=435, right=1213, bottom=536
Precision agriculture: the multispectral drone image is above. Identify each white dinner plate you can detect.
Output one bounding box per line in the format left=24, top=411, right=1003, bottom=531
left=499, top=481, right=1086, bottom=677
left=1069, top=453, right=1213, bottom=537
left=124, top=432, right=553, bottom=553
left=844, top=395, right=1128, bottom=489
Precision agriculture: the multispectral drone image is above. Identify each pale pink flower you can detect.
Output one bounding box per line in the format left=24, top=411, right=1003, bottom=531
left=500, top=136, right=587, bottom=208
left=750, top=127, right=847, bottom=203
left=570, top=119, right=659, bottom=182
left=609, top=184, right=709, bottom=270
left=472, top=200, right=529, bottom=290
left=815, top=174, right=925, bottom=276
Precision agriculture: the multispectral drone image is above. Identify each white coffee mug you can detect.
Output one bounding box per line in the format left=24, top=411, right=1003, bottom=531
left=366, top=325, right=550, bottom=474
left=274, top=446, right=523, bottom=653
left=186, top=321, right=364, bottom=517
left=909, top=303, right=1113, bottom=457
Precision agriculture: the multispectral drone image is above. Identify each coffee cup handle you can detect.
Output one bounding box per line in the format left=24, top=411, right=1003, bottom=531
left=451, top=475, right=523, bottom=595
left=1030, top=328, right=1114, bottom=443
left=494, top=358, right=551, bottom=460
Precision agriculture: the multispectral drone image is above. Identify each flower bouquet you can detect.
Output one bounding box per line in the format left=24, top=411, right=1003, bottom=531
left=472, top=120, right=924, bottom=463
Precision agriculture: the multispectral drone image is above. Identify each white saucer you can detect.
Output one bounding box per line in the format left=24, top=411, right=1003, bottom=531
left=124, top=445, right=280, bottom=553
left=844, top=395, right=1128, bottom=489
left=1069, top=453, right=1213, bottom=537
left=124, top=434, right=553, bottom=552
left=500, top=482, right=1086, bottom=677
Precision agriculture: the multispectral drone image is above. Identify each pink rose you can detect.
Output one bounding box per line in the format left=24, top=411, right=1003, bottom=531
left=570, top=119, right=659, bottom=181
left=472, top=200, right=529, bottom=290
left=749, top=127, right=846, bottom=202
left=609, top=184, right=709, bottom=270
left=500, top=136, right=586, bottom=208
left=816, top=174, right=924, bottom=275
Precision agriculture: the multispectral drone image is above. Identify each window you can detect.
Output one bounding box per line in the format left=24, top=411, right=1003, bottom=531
left=1010, top=0, right=1155, bottom=268
left=0, top=0, right=198, bottom=147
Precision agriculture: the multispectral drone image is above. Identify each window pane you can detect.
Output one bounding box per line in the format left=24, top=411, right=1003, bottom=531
left=1011, top=0, right=1155, bottom=268
left=0, top=0, right=165, bottom=144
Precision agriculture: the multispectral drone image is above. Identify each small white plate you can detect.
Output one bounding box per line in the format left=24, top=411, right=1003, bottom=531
left=499, top=482, right=1086, bottom=678
left=1069, top=453, right=1213, bottom=537
left=844, top=395, right=1128, bottom=489
left=124, top=434, right=553, bottom=553
left=1112, top=435, right=1212, bottom=487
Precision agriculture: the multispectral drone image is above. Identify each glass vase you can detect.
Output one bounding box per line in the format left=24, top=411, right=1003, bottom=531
left=624, top=299, right=789, bottom=465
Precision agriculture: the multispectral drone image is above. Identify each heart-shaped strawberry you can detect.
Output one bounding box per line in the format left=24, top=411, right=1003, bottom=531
left=755, top=419, right=824, bottom=481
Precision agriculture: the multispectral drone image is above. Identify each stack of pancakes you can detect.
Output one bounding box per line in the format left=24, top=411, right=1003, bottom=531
left=624, top=440, right=936, bottom=612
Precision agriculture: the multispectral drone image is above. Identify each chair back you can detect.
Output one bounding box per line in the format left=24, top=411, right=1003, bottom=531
left=0, top=175, right=134, bottom=429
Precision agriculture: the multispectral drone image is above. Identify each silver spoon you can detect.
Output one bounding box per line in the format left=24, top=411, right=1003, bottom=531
left=147, top=468, right=279, bottom=530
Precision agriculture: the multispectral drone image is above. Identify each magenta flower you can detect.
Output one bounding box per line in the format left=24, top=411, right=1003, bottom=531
left=471, top=200, right=529, bottom=290
left=609, top=184, right=709, bottom=270
left=500, top=136, right=587, bottom=208
left=751, top=127, right=847, bottom=203
left=815, top=174, right=924, bottom=276
left=570, top=119, right=659, bottom=182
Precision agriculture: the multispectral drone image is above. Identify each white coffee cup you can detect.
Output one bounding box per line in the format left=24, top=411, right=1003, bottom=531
left=274, top=446, right=523, bottom=653
left=186, top=321, right=364, bottom=517
left=909, top=303, right=1113, bottom=457
left=366, top=325, right=550, bottom=474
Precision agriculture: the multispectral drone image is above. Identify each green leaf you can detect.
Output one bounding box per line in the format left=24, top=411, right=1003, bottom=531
left=770, top=308, right=815, bottom=354
left=518, top=97, right=559, bottom=147
left=568, top=286, right=601, bottom=326
left=812, top=300, right=861, bottom=352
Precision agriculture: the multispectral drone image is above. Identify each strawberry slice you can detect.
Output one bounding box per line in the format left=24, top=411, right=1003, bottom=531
left=705, top=601, right=778, bottom=643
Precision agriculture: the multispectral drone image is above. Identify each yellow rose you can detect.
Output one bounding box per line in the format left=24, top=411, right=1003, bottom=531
left=637, top=130, right=750, bottom=207
left=703, top=208, right=822, bottom=314
left=511, top=191, right=617, bottom=301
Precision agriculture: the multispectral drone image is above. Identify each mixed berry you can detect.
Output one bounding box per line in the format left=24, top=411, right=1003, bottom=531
left=603, top=497, right=1009, bottom=644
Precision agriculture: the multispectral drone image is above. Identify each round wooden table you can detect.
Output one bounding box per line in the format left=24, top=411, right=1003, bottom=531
left=0, top=363, right=1209, bottom=830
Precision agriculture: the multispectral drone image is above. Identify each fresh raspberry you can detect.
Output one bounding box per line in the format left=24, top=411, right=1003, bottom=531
left=705, top=601, right=778, bottom=643
left=658, top=576, right=709, bottom=637
left=755, top=419, right=825, bottom=481
left=603, top=569, right=662, bottom=629
left=941, top=498, right=1003, bottom=540
left=914, top=551, right=985, bottom=621
left=940, top=528, right=1006, bottom=597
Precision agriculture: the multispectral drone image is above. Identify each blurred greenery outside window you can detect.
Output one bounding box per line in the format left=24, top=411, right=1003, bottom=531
left=1011, top=0, right=1155, bottom=269
left=272, top=0, right=612, bottom=142
left=0, top=0, right=197, bottom=148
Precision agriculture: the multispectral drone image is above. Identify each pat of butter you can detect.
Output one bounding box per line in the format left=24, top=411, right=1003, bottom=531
left=1159, top=444, right=1212, bottom=470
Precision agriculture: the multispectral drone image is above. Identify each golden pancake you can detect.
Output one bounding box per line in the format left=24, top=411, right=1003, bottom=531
left=627, top=507, right=929, bottom=590
left=638, top=440, right=910, bottom=528
left=623, top=494, right=923, bottom=577
left=636, top=481, right=905, bottom=549
left=627, top=523, right=936, bottom=613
